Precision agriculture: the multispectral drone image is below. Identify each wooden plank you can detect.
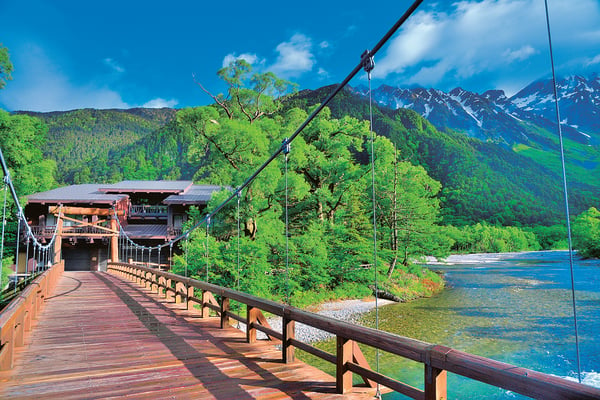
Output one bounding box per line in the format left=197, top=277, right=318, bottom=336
left=49, top=206, right=123, bottom=216
left=0, top=272, right=377, bottom=400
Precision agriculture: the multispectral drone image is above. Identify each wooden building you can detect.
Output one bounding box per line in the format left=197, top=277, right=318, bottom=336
left=21, top=180, right=223, bottom=272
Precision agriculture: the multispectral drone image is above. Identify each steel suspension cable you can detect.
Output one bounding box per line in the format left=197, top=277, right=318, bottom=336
left=543, top=0, right=582, bottom=383
left=0, top=180, right=8, bottom=283
left=167, top=0, right=425, bottom=246
left=362, top=50, right=382, bottom=399
left=15, top=215, right=21, bottom=286
left=236, top=190, right=242, bottom=327
left=25, top=236, right=30, bottom=275
left=205, top=216, right=211, bottom=282
left=282, top=139, right=291, bottom=305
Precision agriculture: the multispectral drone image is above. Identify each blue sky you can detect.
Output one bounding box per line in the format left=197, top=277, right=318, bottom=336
left=0, top=0, right=599, bottom=112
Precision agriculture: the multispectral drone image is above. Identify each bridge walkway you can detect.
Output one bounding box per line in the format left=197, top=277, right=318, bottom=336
left=0, top=271, right=374, bottom=399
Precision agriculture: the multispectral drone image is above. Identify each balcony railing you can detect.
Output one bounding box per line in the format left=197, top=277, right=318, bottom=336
left=28, top=226, right=56, bottom=238
left=129, top=205, right=168, bottom=218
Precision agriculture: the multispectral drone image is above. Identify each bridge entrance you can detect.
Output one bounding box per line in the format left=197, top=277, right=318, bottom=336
left=62, top=243, right=109, bottom=272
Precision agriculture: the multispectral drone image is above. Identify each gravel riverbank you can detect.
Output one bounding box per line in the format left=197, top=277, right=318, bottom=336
left=234, top=298, right=396, bottom=343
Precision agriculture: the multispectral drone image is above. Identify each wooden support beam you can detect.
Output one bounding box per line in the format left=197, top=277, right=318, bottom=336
left=49, top=206, right=124, bottom=216
left=110, top=217, right=119, bottom=262
left=352, top=341, right=377, bottom=388
left=60, top=215, right=119, bottom=234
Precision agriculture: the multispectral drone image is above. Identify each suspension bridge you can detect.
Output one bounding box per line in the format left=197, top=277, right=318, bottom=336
left=1, top=1, right=600, bottom=398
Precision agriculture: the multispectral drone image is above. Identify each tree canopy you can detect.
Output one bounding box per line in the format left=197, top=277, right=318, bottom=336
left=171, top=61, right=446, bottom=305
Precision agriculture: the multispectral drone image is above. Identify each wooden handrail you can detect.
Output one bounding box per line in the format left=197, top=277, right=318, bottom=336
left=0, top=260, right=64, bottom=370
left=107, top=262, right=600, bottom=400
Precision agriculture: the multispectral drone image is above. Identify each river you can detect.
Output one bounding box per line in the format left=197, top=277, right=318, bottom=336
left=303, top=251, right=600, bottom=398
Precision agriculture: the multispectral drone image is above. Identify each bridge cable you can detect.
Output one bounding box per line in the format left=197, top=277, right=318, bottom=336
left=15, top=216, right=21, bottom=290
left=184, top=233, right=189, bottom=278
left=362, top=49, right=382, bottom=399
left=162, top=0, right=425, bottom=248
left=282, top=139, right=291, bottom=305
left=236, top=190, right=242, bottom=328
left=25, top=236, right=30, bottom=276
left=109, top=0, right=425, bottom=266
left=543, top=0, right=582, bottom=383
left=206, top=215, right=211, bottom=282
left=0, top=180, right=8, bottom=282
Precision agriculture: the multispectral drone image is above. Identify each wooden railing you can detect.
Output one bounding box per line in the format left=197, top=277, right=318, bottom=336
left=0, top=260, right=64, bottom=370
left=107, top=262, right=600, bottom=400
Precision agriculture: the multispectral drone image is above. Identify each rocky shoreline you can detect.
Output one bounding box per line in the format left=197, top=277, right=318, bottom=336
left=234, top=298, right=396, bottom=344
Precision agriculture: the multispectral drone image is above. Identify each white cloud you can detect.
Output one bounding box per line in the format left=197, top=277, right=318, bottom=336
left=103, top=57, right=125, bottom=73
left=222, top=53, right=263, bottom=68
left=317, top=67, right=330, bottom=80
left=143, top=98, right=178, bottom=108
left=586, top=54, right=600, bottom=66
left=373, top=0, right=600, bottom=88
left=503, top=45, right=537, bottom=63
left=0, top=44, right=130, bottom=112
left=319, top=41, right=330, bottom=49
left=269, top=33, right=315, bottom=78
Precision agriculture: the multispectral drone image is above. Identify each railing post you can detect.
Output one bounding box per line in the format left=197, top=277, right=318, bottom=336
left=336, top=336, right=353, bottom=394
left=151, top=273, right=158, bottom=293
left=165, top=279, right=174, bottom=302
left=283, top=311, right=295, bottom=364
left=425, top=345, right=448, bottom=400
left=175, top=282, right=185, bottom=303
left=247, top=305, right=258, bottom=344
left=201, top=290, right=211, bottom=318
left=220, top=297, right=230, bottom=328
left=187, top=285, right=194, bottom=310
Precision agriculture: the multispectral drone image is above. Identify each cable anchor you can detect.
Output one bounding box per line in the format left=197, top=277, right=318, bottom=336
left=281, top=138, right=291, bottom=156
left=361, top=49, right=375, bottom=75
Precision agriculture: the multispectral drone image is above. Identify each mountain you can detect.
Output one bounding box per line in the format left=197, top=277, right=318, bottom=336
left=19, top=108, right=176, bottom=183
left=16, top=75, right=600, bottom=227
left=353, top=73, right=600, bottom=148
left=510, top=74, right=600, bottom=142
left=287, top=84, right=600, bottom=226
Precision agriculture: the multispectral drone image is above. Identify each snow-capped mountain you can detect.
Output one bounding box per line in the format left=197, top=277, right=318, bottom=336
left=353, top=74, right=600, bottom=147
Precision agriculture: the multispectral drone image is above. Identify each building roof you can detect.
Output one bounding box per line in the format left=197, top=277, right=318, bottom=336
left=26, top=184, right=127, bottom=205
left=99, top=180, right=193, bottom=194
left=27, top=181, right=224, bottom=207
left=163, top=185, right=226, bottom=205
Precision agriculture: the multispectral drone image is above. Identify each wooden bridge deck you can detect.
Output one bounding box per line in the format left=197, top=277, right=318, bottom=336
left=0, top=272, right=374, bottom=399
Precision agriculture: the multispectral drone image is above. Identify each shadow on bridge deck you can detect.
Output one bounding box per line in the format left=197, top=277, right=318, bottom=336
left=0, top=272, right=374, bottom=399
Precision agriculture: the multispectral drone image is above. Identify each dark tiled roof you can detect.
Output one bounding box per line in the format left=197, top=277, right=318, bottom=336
left=27, top=184, right=126, bottom=204
left=99, top=180, right=193, bottom=194
left=27, top=181, right=223, bottom=206
left=163, top=185, right=226, bottom=205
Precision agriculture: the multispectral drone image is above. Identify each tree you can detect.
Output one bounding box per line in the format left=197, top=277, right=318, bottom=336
left=370, top=136, right=445, bottom=275
left=194, top=59, right=296, bottom=123
left=0, top=45, right=13, bottom=90
left=572, top=207, right=600, bottom=258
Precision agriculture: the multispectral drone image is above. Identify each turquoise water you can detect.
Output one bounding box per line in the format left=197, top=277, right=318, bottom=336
left=306, top=251, right=600, bottom=398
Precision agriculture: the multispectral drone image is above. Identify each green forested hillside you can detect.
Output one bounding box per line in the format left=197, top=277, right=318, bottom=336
left=287, top=86, right=600, bottom=226
left=7, top=61, right=600, bottom=302
left=28, top=86, right=600, bottom=228
left=20, top=108, right=176, bottom=183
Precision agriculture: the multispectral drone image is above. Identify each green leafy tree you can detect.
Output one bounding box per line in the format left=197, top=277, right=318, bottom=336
left=0, top=44, right=13, bottom=90
left=370, top=136, right=446, bottom=275
left=572, top=207, right=600, bottom=258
